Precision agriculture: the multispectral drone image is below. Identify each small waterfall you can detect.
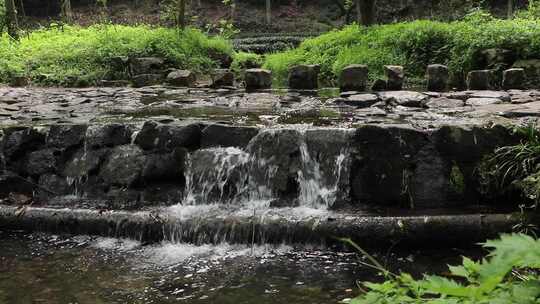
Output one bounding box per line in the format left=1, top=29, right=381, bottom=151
left=297, top=140, right=350, bottom=208
left=183, top=147, right=251, bottom=205
left=180, top=128, right=352, bottom=210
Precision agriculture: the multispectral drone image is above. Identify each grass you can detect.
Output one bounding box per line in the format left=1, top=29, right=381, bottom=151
left=0, top=24, right=233, bottom=86
left=263, top=12, right=540, bottom=86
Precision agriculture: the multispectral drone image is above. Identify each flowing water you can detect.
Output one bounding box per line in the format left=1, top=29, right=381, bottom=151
left=0, top=231, right=480, bottom=304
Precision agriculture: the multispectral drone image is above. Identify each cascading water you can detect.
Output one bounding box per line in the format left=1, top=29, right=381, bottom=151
left=180, top=128, right=352, bottom=210
left=168, top=127, right=353, bottom=244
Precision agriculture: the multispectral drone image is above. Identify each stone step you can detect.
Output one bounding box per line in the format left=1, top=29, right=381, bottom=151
left=0, top=205, right=523, bottom=247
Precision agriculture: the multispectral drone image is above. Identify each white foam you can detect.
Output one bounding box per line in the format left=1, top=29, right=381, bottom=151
left=92, top=237, right=141, bottom=251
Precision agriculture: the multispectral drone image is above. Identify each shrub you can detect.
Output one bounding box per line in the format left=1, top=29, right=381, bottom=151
left=230, top=52, right=263, bottom=74
left=264, top=16, right=540, bottom=86
left=0, top=25, right=233, bottom=85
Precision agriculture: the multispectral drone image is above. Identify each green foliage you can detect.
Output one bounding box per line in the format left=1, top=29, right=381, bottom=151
left=264, top=13, right=540, bottom=85
left=480, top=124, right=540, bottom=210
left=350, top=233, right=540, bottom=304
left=516, top=0, right=540, bottom=19
left=231, top=52, right=262, bottom=74
left=0, top=1, right=5, bottom=30
left=0, top=24, right=232, bottom=85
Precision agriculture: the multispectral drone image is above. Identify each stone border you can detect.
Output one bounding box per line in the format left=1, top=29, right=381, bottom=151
left=0, top=205, right=525, bottom=247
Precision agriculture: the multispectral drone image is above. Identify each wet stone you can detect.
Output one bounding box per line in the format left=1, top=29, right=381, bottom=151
left=134, top=121, right=202, bottom=152
left=201, top=124, right=260, bottom=148
left=426, top=64, right=448, bottom=92
left=339, top=64, right=368, bottom=92
left=502, top=68, right=525, bottom=90
left=142, top=148, right=187, bottom=181
left=466, top=70, right=492, bottom=90
left=244, top=69, right=272, bottom=91
left=211, top=69, right=235, bottom=88
left=468, top=90, right=510, bottom=102
left=47, top=124, right=87, bottom=149
left=132, top=74, right=163, bottom=88
left=465, top=98, right=502, bottom=106
left=130, top=57, right=165, bottom=75
left=371, top=78, right=387, bottom=91
left=167, top=70, right=196, bottom=87
left=63, top=148, right=108, bottom=178
left=288, top=65, right=320, bottom=90
left=342, top=94, right=379, bottom=108
left=100, top=145, right=146, bottom=186
left=384, top=65, right=404, bottom=91
left=26, top=149, right=60, bottom=176
left=425, top=97, right=464, bottom=108
left=86, top=124, right=133, bottom=149
left=379, top=91, right=428, bottom=108
left=2, top=127, right=45, bottom=159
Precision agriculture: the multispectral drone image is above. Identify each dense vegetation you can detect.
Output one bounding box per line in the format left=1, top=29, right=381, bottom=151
left=264, top=9, right=540, bottom=86
left=0, top=25, right=232, bottom=85
left=347, top=233, right=540, bottom=303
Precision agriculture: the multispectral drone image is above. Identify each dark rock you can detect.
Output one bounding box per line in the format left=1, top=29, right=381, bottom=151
left=142, top=148, right=187, bottom=181
left=2, top=127, right=45, bottom=159
left=201, top=124, right=259, bottom=148
left=130, top=57, right=165, bottom=75
left=288, top=65, right=320, bottom=90
left=426, top=64, right=449, bottom=92
left=379, top=91, right=428, bottom=107
left=480, top=48, right=515, bottom=71
left=425, top=97, right=464, bottom=108
left=339, top=64, right=368, bottom=92
left=513, top=59, right=540, bottom=80
left=26, top=149, right=60, bottom=176
left=247, top=129, right=303, bottom=197
left=38, top=174, right=71, bottom=196
left=466, top=70, right=492, bottom=90
left=351, top=125, right=429, bottom=206
left=384, top=65, right=404, bottom=90
left=211, top=69, right=235, bottom=87
left=245, top=69, right=272, bottom=90
left=502, top=68, right=525, bottom=90
left=0, top=172, right=34, bottom=198
left=132, top=74, right=163, bottom=88
left=100, top=145, right=146, bottom=186
left=371, top=78, right=387, bottom=91
left=166, top=70, right=196, bottom=87
left=86, top=124, right=133, bottom=149
left=134, top=121, right=201, bottom=151
left=10, top=76, right=29, bottom=87
left=433, top=125, right=518, bottom=163
left=63, top=148, right=109, bottom=178
left=47, top=124, right=87, bottom=149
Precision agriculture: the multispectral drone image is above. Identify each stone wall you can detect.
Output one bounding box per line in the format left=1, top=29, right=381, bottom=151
left=0, top=122, right=520, bottom=211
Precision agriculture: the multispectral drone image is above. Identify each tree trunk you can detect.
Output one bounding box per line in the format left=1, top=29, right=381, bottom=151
left=356, top=0, right=376, bottom=26
left=265, top=0, right=271, bottom=25
left=5, top=0, right=19, bottom=39
left=507, top=0, right=513, bottom=19
left=61, top=0, right=73, bottom=23
left=177, top=0, right=186, bottom=29
left=230, top=0, right=236, bottom=22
